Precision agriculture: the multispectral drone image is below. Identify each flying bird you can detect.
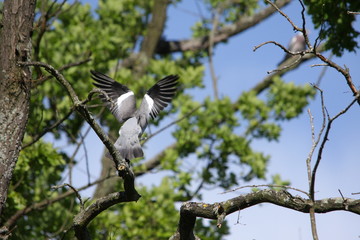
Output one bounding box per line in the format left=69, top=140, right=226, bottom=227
left=278, top=32, right=306, bottom=66
left=91, top=70, right=179, bottom=161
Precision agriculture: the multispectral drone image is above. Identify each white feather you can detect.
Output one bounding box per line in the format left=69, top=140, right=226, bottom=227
left=117, top=91, right=134, bottom=107
left=144, top=94, right=154, bottom=111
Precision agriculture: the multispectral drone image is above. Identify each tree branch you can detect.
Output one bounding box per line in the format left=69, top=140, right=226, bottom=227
left=73, top=191, right=140, bottom=240
left=170, top=189, right=360, bottom=239
left=156, top=0, right=291, bottom=54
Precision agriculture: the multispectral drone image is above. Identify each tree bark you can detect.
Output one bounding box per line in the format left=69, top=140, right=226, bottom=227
left=0, top=0, right=36, bottom=219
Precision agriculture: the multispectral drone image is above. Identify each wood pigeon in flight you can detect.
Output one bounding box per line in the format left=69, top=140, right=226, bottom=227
left=91, top=70, right=179, bottom=161
left=278, top=32, right=306, bottom=66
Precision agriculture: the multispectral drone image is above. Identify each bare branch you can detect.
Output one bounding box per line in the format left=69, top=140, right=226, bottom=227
left=314, top=52, right=359, bottom=101
left=32, top=57, right=91, bottom=87
left=347, top=11, right=360, bottom=15
left=170, top=189, right=360, bottom=239
left=21, top=108, right=74, bottom=149
left=52, top=183, right=85, bottom=210
left=265, top=0, right=302, bottom=31
left=143, top=105, right=201, bottom=144
left=222, top=184, right=310, bottom=197
left=310, top=95, right=359, bottom=200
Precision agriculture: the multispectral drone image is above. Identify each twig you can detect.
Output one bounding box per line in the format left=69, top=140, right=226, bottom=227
left=32, top=57, right=91, bottom=87
left=21, top=108, right=74, bottom=149
left=264, top=0, right=301, bottom=31
left=52, top=183, right=85, bottom=210
left=313, top=51, right=358, bottom=102
left=298, top=0, right=311, bottom=49
left=253, top=40, right=291, bottom=54
left=142, top=105, right=201, bottom=144
left=306, top=86, right=327, bottom=189
left=315, top=53, right=333, bottom=86
left=311, top=64, right=328, bottom=67
left=221, top=184, right=310, bottom=197
left=268, top=55, right=303, bottom=74
left=347, top=11, right=360, bottom=15
left=80, top=128, right=92, bottom=185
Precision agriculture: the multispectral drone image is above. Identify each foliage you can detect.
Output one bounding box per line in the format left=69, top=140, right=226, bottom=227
left=304, top=0, right=360, bottom=55
left=2, top=138, right=76, bottom=239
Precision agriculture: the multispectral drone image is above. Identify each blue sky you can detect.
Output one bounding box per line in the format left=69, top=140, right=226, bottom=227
left=56, top=1, right=360, bottom=239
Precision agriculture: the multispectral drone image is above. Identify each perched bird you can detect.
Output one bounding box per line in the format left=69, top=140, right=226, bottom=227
left=91, top=70, right=179, bottom=161
left=278, top=32, right=306, bottom=66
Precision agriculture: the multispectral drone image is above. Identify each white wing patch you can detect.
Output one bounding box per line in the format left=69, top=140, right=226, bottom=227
left=144, top=94, right=154, bottom=111
left=117, top=91, right=134, bottom=107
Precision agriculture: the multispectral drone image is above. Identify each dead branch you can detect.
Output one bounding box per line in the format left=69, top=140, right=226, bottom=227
left=310, top=95, right=359, bottom=199
left=170, top=189, right=360, bottom=239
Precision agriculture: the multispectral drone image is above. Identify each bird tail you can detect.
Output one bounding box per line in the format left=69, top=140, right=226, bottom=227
left=113, top=135, right=144, bottom=161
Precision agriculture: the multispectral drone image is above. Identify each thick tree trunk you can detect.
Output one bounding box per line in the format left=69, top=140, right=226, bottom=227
left=0, top=0, right=36, bottom=218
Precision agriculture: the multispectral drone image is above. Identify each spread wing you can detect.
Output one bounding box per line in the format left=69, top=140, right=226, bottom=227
left=137, top=75, right=179, bottom=130
left=91, top=70, right=136, bottom=123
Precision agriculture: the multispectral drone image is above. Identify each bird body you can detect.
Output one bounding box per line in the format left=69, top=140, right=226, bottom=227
left=91, top=70, right=178, bottom=161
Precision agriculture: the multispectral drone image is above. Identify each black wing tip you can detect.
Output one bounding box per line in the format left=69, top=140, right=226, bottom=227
left=90, top=70, right=104, bottom=78
left=90, top=70, right=110, bottom=81
left=162, top=74, right=179, bottom=82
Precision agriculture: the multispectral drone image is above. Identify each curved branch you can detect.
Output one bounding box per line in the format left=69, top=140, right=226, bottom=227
left=170, top=189, right=360, bottom=239
left=73, top=191, right=141, bottom=239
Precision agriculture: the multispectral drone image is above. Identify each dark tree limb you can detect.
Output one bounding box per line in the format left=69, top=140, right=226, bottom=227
left=156, top=0, right=291, bottom=54
left=73, top=191, right=141, bottom=240
left=169, top=189, right=360, bottom=239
